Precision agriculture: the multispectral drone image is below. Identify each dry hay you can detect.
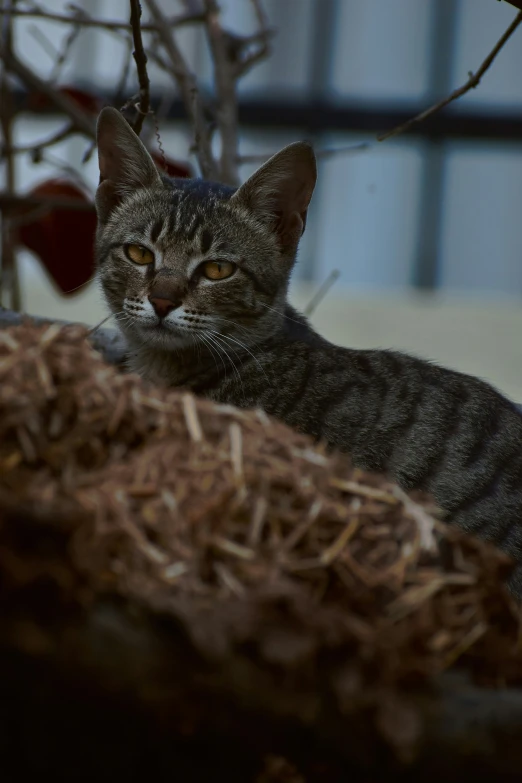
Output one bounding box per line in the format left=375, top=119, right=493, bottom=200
left=0, top=320, right=521, bottom=702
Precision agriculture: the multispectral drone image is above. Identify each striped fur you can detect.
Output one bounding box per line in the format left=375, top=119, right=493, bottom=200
left=95, top=108, right=522, bottom=596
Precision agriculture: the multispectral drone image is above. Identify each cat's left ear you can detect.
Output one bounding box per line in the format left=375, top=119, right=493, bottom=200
left=95, top=107, right=162, bottom=224
left=231, top=142, right=317, bottom=255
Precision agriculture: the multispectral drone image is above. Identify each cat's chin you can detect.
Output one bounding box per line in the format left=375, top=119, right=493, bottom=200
left=124, top=322, right=193, bottom=351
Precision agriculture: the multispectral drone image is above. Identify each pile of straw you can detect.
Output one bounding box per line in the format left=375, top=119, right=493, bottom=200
left=0, top=321, right=520, bottom=698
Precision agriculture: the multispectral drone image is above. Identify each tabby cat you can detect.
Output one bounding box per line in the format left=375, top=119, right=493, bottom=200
left=95, top=107, right=522, bottom=594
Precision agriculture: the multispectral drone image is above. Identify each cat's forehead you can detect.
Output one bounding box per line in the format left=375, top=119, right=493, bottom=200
left=132, top=178, right=238, bottom=246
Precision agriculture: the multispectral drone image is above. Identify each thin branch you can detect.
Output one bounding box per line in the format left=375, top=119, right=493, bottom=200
left=378, top=10, right=522, bottom=142
left=144, top=0, right=218, bottom=180
left=0, top=0, right=21, bottom=311
left=27, top=22, right=60, bottom=62
left=203, top=0, right=239, bottom=185
left=0, top=5, right=204, bottom=32
left=129, top=0, right=150, bottom=136
left=303, top=270, right=341, bottom=317
left=0, top=44, right=95, bottom=138
left=112, top=37, right=133, bottom=108
left=1, top=121, right=75, bottom=157
left=239, top=143, right=370, bottom=165
left=49, top=16, right=82, bottom=84
left=235, top=0, right=273, bottom=77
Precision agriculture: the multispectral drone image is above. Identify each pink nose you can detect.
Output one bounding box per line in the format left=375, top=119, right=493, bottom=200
left=148, top=296, right=176, bottom=318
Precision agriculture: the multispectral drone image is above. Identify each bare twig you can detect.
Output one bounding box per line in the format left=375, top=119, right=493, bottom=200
left=239, top=143, right=370, bottom=165
left=203, top=0, right=239, bottom=185
left=112, top=37, right=133, bottom=108
left=0, top=5, right=204, bottom=32
left=235, top=0, right=273, bottom=77
left=378, top=10, right=522, bottom=142
left=2, top=122, right=75, bottom=158
left=303, top=270, right=341, bottom=317
left=49, top=16, right=82, bottom=83
left=145, top=0, right=218, bottom=180
left=0, top=42, right=95, bottom=137
left=0, top=0, right=21, bottom=311
left=27, top=22, right=60, bottom=62
left=129, top=0, right=150, bottom=136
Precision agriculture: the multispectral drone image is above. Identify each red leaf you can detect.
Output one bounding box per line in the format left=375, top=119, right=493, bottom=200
left=16, top=180, right=97, bottom=295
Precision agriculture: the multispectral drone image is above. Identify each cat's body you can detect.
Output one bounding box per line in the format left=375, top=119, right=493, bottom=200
left=95, top=107, right=522, bottom=594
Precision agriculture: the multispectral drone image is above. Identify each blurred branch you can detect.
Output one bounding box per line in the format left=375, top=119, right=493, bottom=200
left=0, top=42, right=96, bottom=137
left=49, top=16, right=82, bottom=83
left=145, top=0, right=218, bottom=180
left=303, top=270, right=341, bottom=317
left=203, top=0, right=239, bottom=184
left=239, top=142, right=370, bottom=166
left=199, top=0, right=273, bottom=185
left=112, top=37, right=133, bottom=107
left=236, top=0, right=274, bottom=77
left=129, top=0, right=150, bottom=135
left=0, top=5, right=204, bottom=32
left=378, top=9, right=522, bottom=142
left=2, top=121, right=75, bottom=156
left=0, top=0, right=21, bottom=311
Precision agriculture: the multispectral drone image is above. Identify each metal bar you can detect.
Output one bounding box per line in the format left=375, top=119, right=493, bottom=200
left=9, top=90, right=522, bottom=141
left=412, top=0, right=460, bottom=290
left=299, top=0, right=341, bottom=282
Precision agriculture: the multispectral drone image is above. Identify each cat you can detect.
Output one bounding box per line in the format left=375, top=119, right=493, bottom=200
left=95, top=107, right=522, bottom=595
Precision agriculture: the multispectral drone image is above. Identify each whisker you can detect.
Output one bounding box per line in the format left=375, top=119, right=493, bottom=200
left=215, top=315, right=252, bottom=338
left=203, top=332, right=245, bottom=399
left=198, top=332, right=228, bottom=379
left=208, top=329, right=270, bottom=386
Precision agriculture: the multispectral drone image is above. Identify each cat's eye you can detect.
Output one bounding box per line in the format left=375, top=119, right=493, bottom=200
left=125, top=244, right=154, bottom=265
left=201, top=260, right=236, bottom=280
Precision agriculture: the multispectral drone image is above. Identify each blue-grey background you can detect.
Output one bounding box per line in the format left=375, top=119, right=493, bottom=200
left=3, top=0, right=522, bottom=400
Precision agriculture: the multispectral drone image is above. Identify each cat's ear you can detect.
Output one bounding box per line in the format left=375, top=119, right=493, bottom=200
left=95, top=107, right=162, bottom=224
left=231, top=142, right=317, bottom=254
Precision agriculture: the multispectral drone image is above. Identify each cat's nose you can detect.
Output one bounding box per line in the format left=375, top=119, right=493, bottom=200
left=148, top=296, right=177, bottom=319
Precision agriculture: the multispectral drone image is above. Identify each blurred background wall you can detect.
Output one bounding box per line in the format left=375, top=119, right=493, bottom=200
left=3, top=0, right=522, bottom=399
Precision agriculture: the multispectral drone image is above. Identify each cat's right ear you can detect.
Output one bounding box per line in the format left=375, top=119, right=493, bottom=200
left=95, top=107, right=162, bottom=224
left=231, top=141, right=317, bottom=257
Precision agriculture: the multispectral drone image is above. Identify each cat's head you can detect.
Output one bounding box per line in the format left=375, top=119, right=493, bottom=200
left=94, top=107, right=316, bottom=352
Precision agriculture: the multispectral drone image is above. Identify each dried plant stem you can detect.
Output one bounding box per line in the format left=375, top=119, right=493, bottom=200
left=129, top=0, right=150, bottom=136
left=145, top=0, right=218, bottom=180
left=0, top=0, right=20, bottom=311
left=203, top=0, right=239, bottom=185
left=378, top=10, right=522, bottom=141
left=0, top=6, right=204, bottom=32
left=0, top=42, right=95, bottom=138
left=303, top=270, right=341, bottom=316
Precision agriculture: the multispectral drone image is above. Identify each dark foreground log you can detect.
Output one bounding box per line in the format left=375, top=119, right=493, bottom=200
left=2, top=500, right=522, bottom=783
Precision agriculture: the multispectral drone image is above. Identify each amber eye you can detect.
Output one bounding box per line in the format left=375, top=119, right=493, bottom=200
left=125, top=244, right=154, bottom=265
left=202, top=260, right=236, bottom=280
